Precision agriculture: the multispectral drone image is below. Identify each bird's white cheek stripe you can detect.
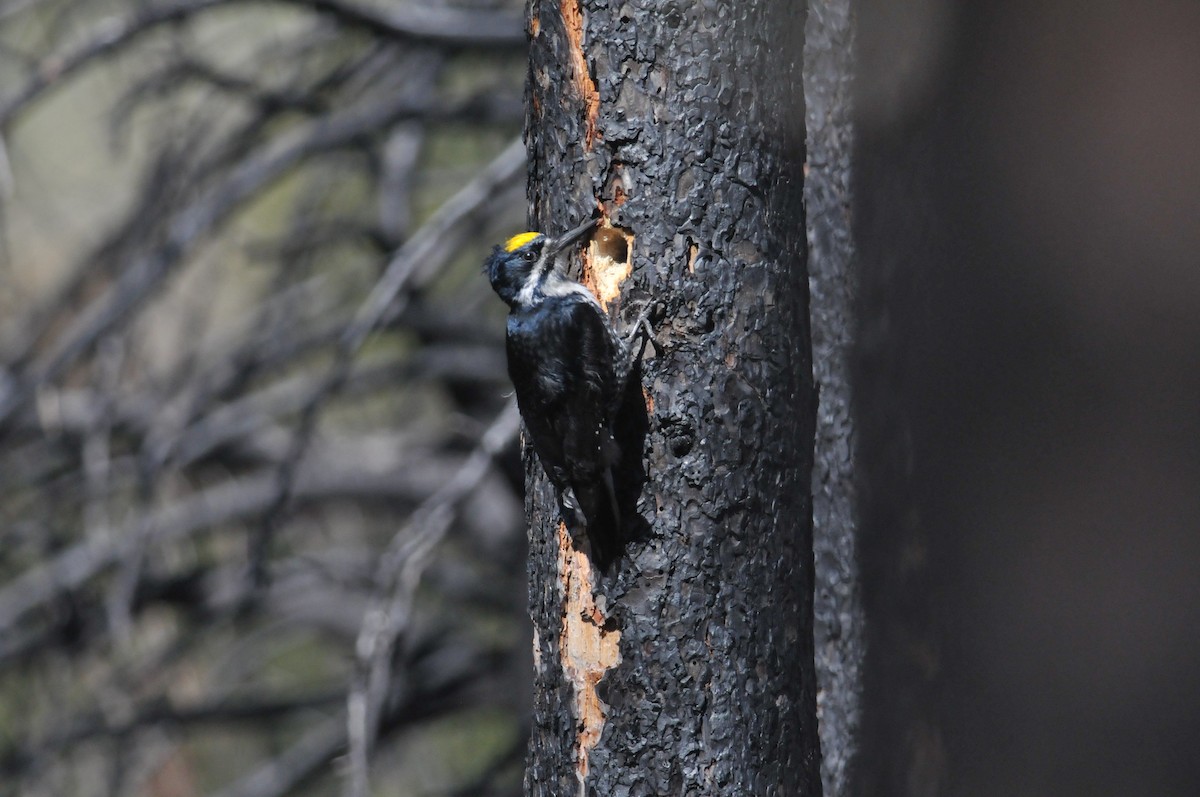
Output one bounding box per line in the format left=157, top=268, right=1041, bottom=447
left=517, top=269, right=541, bottom=306
left=542, top=277, right=598, bottom=303
left=515, top=255, right=599, bottom=308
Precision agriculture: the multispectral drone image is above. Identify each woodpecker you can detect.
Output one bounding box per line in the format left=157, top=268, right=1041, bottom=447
left=484, top=217, right=625, bottom=569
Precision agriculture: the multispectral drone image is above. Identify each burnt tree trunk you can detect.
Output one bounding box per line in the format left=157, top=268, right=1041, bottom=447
left=522, top=1, right=819, bottom=795
left=804, top=1, right=862, bottom=795
left=854, top=3, right=1200, bottom=796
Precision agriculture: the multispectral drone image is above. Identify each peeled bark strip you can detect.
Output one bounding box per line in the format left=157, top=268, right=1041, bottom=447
left=524, top=1, right=819, bottom=795
left=555, top=521, right=622, bottom=794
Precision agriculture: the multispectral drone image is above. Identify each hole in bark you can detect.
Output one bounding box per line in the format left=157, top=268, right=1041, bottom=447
left=594, top=225, right=629, bottom=265
left=583, top=223, right=633, bottom=310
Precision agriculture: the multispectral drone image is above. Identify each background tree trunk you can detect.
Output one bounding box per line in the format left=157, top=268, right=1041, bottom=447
left=522, top=1, right=820, bottom=795
left=854, top=2, right=1200, bottom=796
left=803, top=1, right=862, bottom=795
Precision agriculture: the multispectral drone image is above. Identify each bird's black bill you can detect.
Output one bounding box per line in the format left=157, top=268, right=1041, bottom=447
left=546, top=217, right=599, bottom=255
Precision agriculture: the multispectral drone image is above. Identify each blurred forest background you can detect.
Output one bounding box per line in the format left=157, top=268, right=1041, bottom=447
left=12, top=1, right=1200, bottom=796
left=0, top=2, right=535, bottom=795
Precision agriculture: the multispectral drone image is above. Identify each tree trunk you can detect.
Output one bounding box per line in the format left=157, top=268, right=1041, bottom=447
left=803, top=1, right=862, bottom=795
left=854, top=3, right=1200, bottom=796
left=522, top=1, right=819, bottom=795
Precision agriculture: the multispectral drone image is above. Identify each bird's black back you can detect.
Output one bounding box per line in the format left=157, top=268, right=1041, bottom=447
left=505, top=295, right=620, bottom=487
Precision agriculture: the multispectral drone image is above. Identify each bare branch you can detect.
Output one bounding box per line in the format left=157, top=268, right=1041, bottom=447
left=0, top=444, right=508, bottom=641
left=0, top=94, right=518, bottom=428
left=0, top=0, right=233, bottom=129
left=345, top=400, right=520, bottom=797
left=0, top=1, right=529, bottom=790
left=246, top=136, right=524, bottom=585
left=0, top=0, right=523, bottom=129
left=285, top=0, right=525, bottom=49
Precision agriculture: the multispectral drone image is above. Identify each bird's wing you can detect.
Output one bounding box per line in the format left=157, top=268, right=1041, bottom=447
left=506, top=314, right=567, bottom=484
left=555, top=299, right=621, bottom=481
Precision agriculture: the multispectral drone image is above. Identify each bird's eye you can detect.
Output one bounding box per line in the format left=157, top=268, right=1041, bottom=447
left=524, top=250, right=536, bottom=262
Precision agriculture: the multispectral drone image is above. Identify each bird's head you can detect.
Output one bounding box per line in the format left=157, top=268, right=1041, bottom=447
left=484, top=218, right=597, bottom=308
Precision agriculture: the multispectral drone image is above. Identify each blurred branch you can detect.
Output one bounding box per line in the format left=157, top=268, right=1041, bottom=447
left=0, top=95, right=519, bottom=428
left=0, top=0, right=234, bottom=129
left=345, top=399, right=520, bottom=797
left=248, top=136, right=524, bottom=585
left=128, top=57, right=331, bottom=115
left=0, top=690, right=344, bottom=780
left=211, top=714, right=347, bottom=797
left=0, top=0, right=47, bottom=24
left=0, top=0, right=523, bottom=129
left=215, top=643, right=513, bottom=797
left=0, top=2, right=529, bottom=793
left=0, top=445, right=492, bottom=644
left=287, top=0, right=525, bottom=49
left=349, top=137, right=527, bottom=348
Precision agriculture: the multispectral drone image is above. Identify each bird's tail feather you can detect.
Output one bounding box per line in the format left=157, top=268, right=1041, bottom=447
left=572, top=476, right=621, bottom=571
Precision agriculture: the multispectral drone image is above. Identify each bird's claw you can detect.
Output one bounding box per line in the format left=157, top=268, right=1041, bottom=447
left=622, top=299, right=661, bottom=353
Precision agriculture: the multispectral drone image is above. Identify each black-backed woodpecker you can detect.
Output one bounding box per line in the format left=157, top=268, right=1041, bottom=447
left=484, top=218, right=625, bottom=569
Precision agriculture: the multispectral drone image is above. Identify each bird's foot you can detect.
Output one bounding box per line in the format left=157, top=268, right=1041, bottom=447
left=622, top=300, right=659, bottom=350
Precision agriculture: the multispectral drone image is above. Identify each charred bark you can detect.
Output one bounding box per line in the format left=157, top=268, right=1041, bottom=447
left=523, top=1, right=819, bottom=795
left=804, top=1, right=862, bottom=795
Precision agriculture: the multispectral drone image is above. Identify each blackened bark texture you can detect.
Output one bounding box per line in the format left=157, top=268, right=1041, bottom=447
left=522, top=1, right=819, bottom=796
left=803, top=2, right=861, bottom=796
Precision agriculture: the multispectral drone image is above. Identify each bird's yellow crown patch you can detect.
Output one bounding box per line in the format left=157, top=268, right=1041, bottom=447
left=504, top=231, right=542, bottom=252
